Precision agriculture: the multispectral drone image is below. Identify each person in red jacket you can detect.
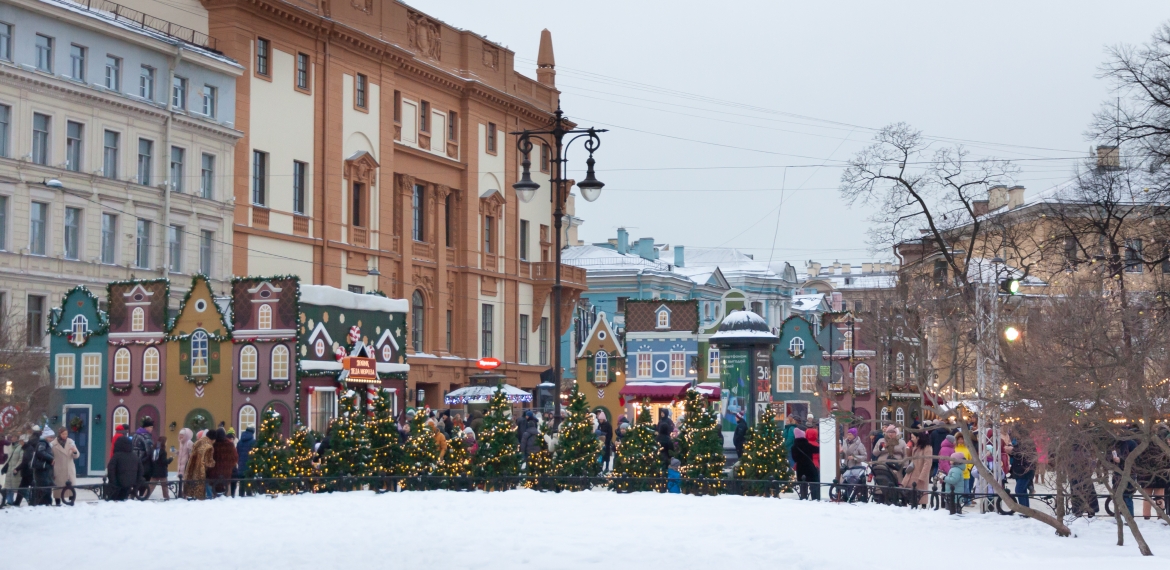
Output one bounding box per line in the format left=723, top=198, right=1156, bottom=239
left=806, top=427, right=820, bottom=469
left=110, top=425, right=128, bottom=459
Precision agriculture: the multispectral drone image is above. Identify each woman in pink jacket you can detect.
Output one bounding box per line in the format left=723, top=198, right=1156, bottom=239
left=176, top=428, right=194, bottom=477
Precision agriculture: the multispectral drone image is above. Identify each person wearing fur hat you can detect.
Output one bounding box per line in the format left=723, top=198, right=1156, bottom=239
left=176, top=428, right=194, bottom=479
left=110, top=424, right=127, bottom=460
left=210, top=428, right=238, bottom=498
left=943, top=452, right=966, bottom=496
left=50, top=426, right=79, bottom=505
left=105, top=436, right=143, bottom=501
left=462, top=427, right=478, bottom=455
left=184, top=429, right=216, bottom=500
left=30, top=426, right=56, bottom=505
left=938, top=435, right=957, bottom=474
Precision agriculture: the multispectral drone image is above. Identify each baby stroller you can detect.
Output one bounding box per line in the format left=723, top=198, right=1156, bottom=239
left=870, top=462, right=905, bottom=506
left=837, top=464, right=869, bottom=503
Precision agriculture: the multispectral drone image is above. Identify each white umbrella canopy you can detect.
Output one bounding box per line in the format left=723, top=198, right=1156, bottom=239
left=444, top=384, right=533, bottom=405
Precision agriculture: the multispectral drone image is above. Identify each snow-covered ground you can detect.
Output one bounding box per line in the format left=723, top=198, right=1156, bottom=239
left=2, top=490, right=1168, bottom=569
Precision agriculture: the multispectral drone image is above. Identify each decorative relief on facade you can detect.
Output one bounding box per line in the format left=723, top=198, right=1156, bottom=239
left=343, top=151, right=378, bottom=186
left=407, top=10, right=442, bottom=60
left=351, top=0, right=373, bottom=14
left=482, top=44, right=499, bottom=70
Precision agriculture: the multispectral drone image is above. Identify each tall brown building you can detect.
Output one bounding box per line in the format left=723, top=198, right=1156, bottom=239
left=131, top=0, right=585, bottom=412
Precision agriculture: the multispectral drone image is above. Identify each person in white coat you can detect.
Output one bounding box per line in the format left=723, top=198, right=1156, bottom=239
left=51, top=427, right=80, bottom=505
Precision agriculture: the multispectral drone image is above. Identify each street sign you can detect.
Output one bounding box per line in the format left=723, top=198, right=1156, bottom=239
left=476, top=357, right=501, bottom=370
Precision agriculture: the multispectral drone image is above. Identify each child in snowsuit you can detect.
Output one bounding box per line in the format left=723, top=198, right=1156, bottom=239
left=667, top=458, right=681, bottom=494
left=943, top=452, right=966, bottom=494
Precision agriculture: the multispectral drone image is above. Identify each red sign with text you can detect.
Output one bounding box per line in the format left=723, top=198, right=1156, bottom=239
left=476, top=357, right=501, bottom=370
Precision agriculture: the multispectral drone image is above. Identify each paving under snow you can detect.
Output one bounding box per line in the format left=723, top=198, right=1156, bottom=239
left=2, top=490, right=1168, bottom=568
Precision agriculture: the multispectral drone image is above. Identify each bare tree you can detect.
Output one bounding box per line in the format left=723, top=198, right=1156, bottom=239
left=0, top=306, right=50, bottom=438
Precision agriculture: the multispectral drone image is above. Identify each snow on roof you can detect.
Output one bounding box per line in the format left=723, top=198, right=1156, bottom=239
left=300, top=285, right=409, bottom=313
left=684, top=248, right=785, bottom=281
left=720, top=309, right=767, bottom=328
left=791, top=294, right=826, bottom=312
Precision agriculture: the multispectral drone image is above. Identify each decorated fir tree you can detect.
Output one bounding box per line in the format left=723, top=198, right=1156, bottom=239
left=436, top=437, right=473, bottom=489
left=522, top=420, right=555, bottom=490
left=472, top=385, right=522, bottom=490
left=402, top=410, right=441, bottom=489
left=368, top=388, right=404, bottom=480
left=733, top=416, right=792, bottom=496
left=246, top=409, right=286, bottom=492
left=679, top=389, right=725, bottom=494
left=552, top=383, right=603, bottom=488
left=283, top=427, right=318, bottom=491
left=612, top=402, right=665, bottom=492
left=324, top=390, right=373, bottom=482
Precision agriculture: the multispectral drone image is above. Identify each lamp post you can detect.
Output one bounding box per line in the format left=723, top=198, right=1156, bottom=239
left=512, top=105, right=606, bottom=426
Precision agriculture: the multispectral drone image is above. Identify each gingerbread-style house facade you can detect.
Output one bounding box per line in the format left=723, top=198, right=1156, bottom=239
left=48, top=286, right=110, bottom=476
left=166, top=275, right=232, bottom=444
left=577, top=312, right=625, bottom=424
left=231, top=276, right=299, bottom=438
left=106, top=279, right=170, bottom=445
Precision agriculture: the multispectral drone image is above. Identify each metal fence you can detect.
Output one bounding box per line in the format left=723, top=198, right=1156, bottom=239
left=60, top=0, right=219, bottom=52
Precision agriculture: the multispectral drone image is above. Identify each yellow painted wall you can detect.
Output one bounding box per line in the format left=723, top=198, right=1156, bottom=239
left=165, top=277, right=232, bottom=450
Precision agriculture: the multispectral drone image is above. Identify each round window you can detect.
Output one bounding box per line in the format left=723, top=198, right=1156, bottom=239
left=381, top=344, right=392, bottom=361
left=598, top=331, right=607, bottom=341
left=654, top=359, right=668, bottom=373
left=194, top=299, right=207, bottom=313
left=315, top=339, right=325, bottom=357
left=260, top=290, right=271, bottom=298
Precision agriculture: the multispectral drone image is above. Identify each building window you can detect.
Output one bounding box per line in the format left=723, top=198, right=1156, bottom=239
left=172, top=76, right=187, bottom=110
left=55, top=354, right=75, bottom=389
left=35, top=34, right=53, bottom=72
left=0, top=195, right=5, bottom=252
left=200, top=230, right=212, bottom=276
left=202, top=85, right=217, bottom=118
left=143, top=347, right=160, bottom=382
left=308, top=387, right=336, bottom=432
left=26, top=295, right=45, bottom=347
left=487, top=122, right=497, bottom=152
left=103, top=130, right=119, bottom=178
left=131, top=307, right=144, bottom=332
left=657, top=310, right=670, bottom=329
left=670, top=352, right=685, bottom=378
left=411, top=184, right=424, bottom=241
left=355, top=74, right=367, bottom=109
left=240, top=345, right=258, bottom=380
left=293, top=161, right=306, bottom=214
left=351, top=182, right=364, bottom=227
left=636, top=353, right=652, bottom=378
left=896, top=352, right=905, bottom=383
left=448, top=111, right=458, bottom=141
left=113, top=349, right=131, bottom=383
left=411, top=290, right=425, bottom=352
left=519, top=220, right=529, bottom=261
left=32, top=113, right=50, bottom=165
left=0, top=23, right=10, bottom=62
left=69, top=45, right=86, bottom=81
left=444, top=196, right=452, bottom=247
left=29, top=202, right=47, bottom=256
left=446, top=310, right=453, bottom=353
left=104, top=56, right=121, bottom=91
left=100, top=214, right=115, bottom=263
left=271, top=345, right=289, bottom=380
left=135, top=219, right=151, bottom=268
left=168, top=225, right=182, bottom=273
left=252, top=151, right=267, bottom=205
left=137, top=139, right=153, bottom=185
left=790, top=337, right=805, bottom=355
left=708, top=348, right=720, bottom=377
left=481, top=304, right=493, bottom=358
left=484, top=216, right=493, bottom=254
left=393, top=90, right=402, bottom=122
left=617, top=297, right=628, bottom=313
left=190, top=330, right=208, bottom=375
left=419, top=101, right=429, bottom=131
left=348, top=285, right=363, bottom=294
left=800, top=366, right=817, bottom=393
left=64, top=207, right=81, bottom=260
left=256, top=38, right=270, bottom=76
left=776, top=365, right=794, bottom=392
left=200, top=154, right=215, bottom=199
left=112, top=407, right=129, bottom=434
left=933, top=260, right=948, bottom=286
left=540, top=143, right=550, bottom=172
left=0, top=104, right=9, bottom=158
left=595, top=351, right=609, bottom=381
left=139, top=65, right=154, bottom=100
left=518, top=314, right=529, bottom=364
left=81, top=353, right=101, bottom=388
left=539, top=317, right=548, bottom=366
left=1125, top=239, right=1143, bottom=273
left=843, top=330, right=853, bottom=351
left=71, top=315, right=88, bottom=338
left=239, top=405, right=258, bottom=432
left=296, top=53, right=309, bottom=89
left=258, top=304, right=272, bottom=330
left=881, top=407, right=889, bottom=424
left=170, top=147, right=185, bottom=192
left=854, top=363, right=871, bottom=391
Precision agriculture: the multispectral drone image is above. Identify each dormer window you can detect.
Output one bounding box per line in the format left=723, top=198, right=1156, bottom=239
left=656, top=308, right=670, bottom=329
left=258, top=304, right=272, bottom=330
left=789, top=337, right=805, bottom=357
left=71, top=315, right=89, bottom=336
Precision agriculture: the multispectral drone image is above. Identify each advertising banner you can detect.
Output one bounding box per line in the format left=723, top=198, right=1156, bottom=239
left=720, top=349, right=749, bottom=432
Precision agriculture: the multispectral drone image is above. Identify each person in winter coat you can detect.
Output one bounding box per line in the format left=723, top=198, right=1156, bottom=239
left=520, top=418, right=542, bottom=457
left=106, top=436, right=143, bottom=501
left=462, top=427, right=478, bottom=456
left=667, top=458, right=681, bottom=494
left=131, top=418, right=156, bottom=478
left=953, top=433, right=973, bottom=498
left=872, top=425, right=907, bottom=471
left=943, top=452, right=966, bottom=495
left=1008, top=436, right=1035, bottom=508
left=901, top=431, right=932, bottom=506
left=235, top=426, right=256, bottom=497
left=929, top=421, right=949, bottom=478
left=841, top=428, right=867, bottom=468
left=50, top=427, right=80, bottom=505
left=31, top=427, right=55, bottom=505
left=110, top=424, right=127, bottom=460
left=442, top=411, right=455, bottom=439
left=658, top=409, right=675, bottom=438
left=2, top=430, right=28, bottom=506
left=175, top=428, right=193, bottom=478
left=427, top=418, right=449, bottom=459
left=210, top=428, right=238, bottom=498
left=783, top=416, right=798, bottom=464
left=469, top=410, right=484, bottom=435
left=16, top=428, right=37, bottom=506
left=184, top=430, right=216, bottom=500
left=733, top=412, right=748, bottom=459
left=596, top=411, right=613, bottom=471
left=657, top=418, right=675, bottom=470
left=806, top=428, right=821, bottom=469
left=791, top=428, right=820, bottom=500
left=147, top=435, right=173, bottom=500
left=938, top=435, right=957, bottom=475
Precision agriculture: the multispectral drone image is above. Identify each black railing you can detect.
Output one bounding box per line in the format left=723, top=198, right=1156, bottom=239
left=60, top=0, right=219, bottom=52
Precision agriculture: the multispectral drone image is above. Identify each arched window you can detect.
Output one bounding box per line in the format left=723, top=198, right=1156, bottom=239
left=895, top=407, right=905, bottom=426
left=789, top=337, right=805, bottom=355
left=112, top=406, right=130, bottom=434
left=843, top=330, right=853, bottom=351
left=142, top=347, right=160, bottom=382
left=657, top=310, right=670, bottom=328
left=411, top=290, right=425, bottom=352
left=880, top=407, right=889, bottom=424
left=896, top=352, right=905, bottom=383
left=113, top=348, right=131, bottom=383
left=258, top=304, right=272, bottom=330
left=239, top=405, right=257, bottom=431
left=71, top=315, right=88, bottom=336
left=131, top=307, right=145, bottom=332
left=854, top=363, right=870, bottom=391
left=594, top=351, right=608, bottom=382
left=271, top=345, right=289, bottom=380
left=240, top=345, right=258, bottom=381
left=191, top=331, right=209, bottom=375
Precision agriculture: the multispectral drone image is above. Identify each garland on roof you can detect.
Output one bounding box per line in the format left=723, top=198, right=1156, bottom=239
left=165, top=274, right=232, bottom=339
left=47, top=286, right=111, bottom=347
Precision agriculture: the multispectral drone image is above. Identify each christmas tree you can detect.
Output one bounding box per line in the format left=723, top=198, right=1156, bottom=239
left=283, top=427, right=318, bottom=492
left=436, top=437, right=473, bottom=490
left=552, top=383, right=602, bottom=489
left=402, top=410, right=441, bottom=490
left=368, top=388, right=404, bottom=484
left=679, top=389, right=725, bottom=495
left=246, top=408, right=286, bottom=494
left=612, top=402, right=665, bottom=492
left=733, top=416, right=792, bottom=496
left=472, top=385, right=522, bottom=490
left=522, top=420, right=555, bottom=491
left=324, top=390, right=373, bottom=487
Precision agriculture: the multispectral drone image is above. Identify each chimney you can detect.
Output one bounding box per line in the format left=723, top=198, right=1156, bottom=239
left=1007, top=185, right=1025, bottom=209
left=1096, top=145, right=1119, bottom=170
left=842, top=263, right=852, bottom=274
left=674, top=246, right=685, bottom=268
left=831, top=292, right=843, bottom=312
left=833, top=261, right=841, bottom=274
left=972, top=200, right=989, bottom=217
left=636, top=237, right=657, bottom=260
left=988, top=185, right=1008, bottom=210
left=616, top=227, right=628, bottom=255
left=808, top=261, right=821, bottom=276
left=536, top=29, right=556, bottom=87
left=862, top=262, right=872, bottom=274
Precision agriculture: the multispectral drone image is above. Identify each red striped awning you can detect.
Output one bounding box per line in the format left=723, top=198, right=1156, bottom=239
left=695, top=382, right=721, bottom=400
left=619, top=381, right=690, bottom=402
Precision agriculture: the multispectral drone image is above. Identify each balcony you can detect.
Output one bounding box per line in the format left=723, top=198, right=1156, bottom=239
left=533, top=262, right=587, bottom=290
left=351, top=227, right=368, bottom=248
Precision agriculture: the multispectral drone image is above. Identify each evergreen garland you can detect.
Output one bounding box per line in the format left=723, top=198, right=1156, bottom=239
left=612, top=403, right=665, bottom=492
left=472, top=386, right=522, bottom=490
left=680, top=389, right=725, bottom=495
left=553, top=383, right=603, bottom=489
left=733, top=417, right=793, bottom=496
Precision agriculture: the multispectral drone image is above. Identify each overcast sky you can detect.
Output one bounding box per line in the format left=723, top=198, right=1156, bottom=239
left=409, top=0, right=1168, bottom=270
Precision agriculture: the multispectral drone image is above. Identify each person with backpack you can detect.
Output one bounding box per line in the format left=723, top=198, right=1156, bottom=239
left=106, top=436, right=143, bottom=501
left=131, top=417, right=156, bottom=483
left=31, top=427, right=55, bottom=506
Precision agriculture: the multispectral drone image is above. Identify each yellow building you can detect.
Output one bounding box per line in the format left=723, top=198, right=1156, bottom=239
left=166, top=275, right=233, bottom=439
left=577, top=313, right=625, bottom=424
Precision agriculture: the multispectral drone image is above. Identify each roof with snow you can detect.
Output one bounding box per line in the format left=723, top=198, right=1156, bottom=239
left=710, top=310, right=779, bottom=344
left=299, top=285, right=409, bottom=313
left=791, top=294, right=827, bottom=313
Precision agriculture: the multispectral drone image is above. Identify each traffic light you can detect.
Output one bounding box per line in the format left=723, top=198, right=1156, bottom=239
left=999, top=278, right=1020, bottom=295
left=1003, top=326, right=1021, bottom=342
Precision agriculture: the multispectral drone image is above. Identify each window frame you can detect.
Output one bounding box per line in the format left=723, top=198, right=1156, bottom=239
left=486, top=122, right=497, bottom=154
left=69, top=44, right=86, bottom=82
left=252, top=150, right=268, bottom=206
left=411, top=290, right=425, bottom=353
left=0, top=22, right=11, bottom=62
left=142, top=346, right=160, bottom=383
left=239, top=345, right=258, bottom=381
left=519, top=219, right=529, bottom=261
left=708, top=348, right=720, bottom=377
left=139, top=65, right=155, bottom=100
left=800, top=365, right=817, bottom=393
left=63, top=206, right=81, bottom=260
left=167, top=224, right=182, bottom=273
left=171, top=75, right=187, bottom=110
left=776, top=365, right=794, bottom=392
left=595, top=351, right=609, bottom=381
left=55, top=353, right=75, bottom=389
left=201, top=85, right=217, bottom=118
left=239, top=405, right=258, bottom=432
left=519, top=314, right=529, bottom=364
left=255, top=38, right=271, bottom=78
left=32, top=113, right=50, bottom=166
left=355, top=73, right=368, bottom=110
left=104, top=55, right=121, bottom=92
left=308, top=386, right=337, bottom=432
left=170, top=146, right=185, bottom=193
left=135, top=219, right=151, bottom=269
left=853, top=363, right=871, bottom=391
left=481, top=303, right=494, bottom=358
left=295, top=53, right=310, bottom=91
left=411, top=184, right=425, bottom=242
left=137, top=138, right=153, bottom=186
left=669, top=352, right=685, bottom=378
left=0, top=104, right=10, bottom=159
left=539, top=317, right=548, bottom=366
left=113, top=348, right=131, bottom=383
left=190, top=330, right=209, bottom=376
left=292, top=160, right=307, bottom=215
left=29, top=201, right=47, bottom=256
left=199, top=230, right=213, bottom=276
left=131, top=307, right=144, bottom=332
left=258, top=304, right=272, bottom=330
left=636, top=353, right=652, bottom=378
left=200, top=153, right=215, bottom=199
left=35, top=34, right=53, bottom=73
left=103, top=130, right=120, bottom=179
left=81, top=353, right=101, bottom=388
left=100, top=214, right=116, bottom=264
left=271, top=345, right=289, bottom=380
